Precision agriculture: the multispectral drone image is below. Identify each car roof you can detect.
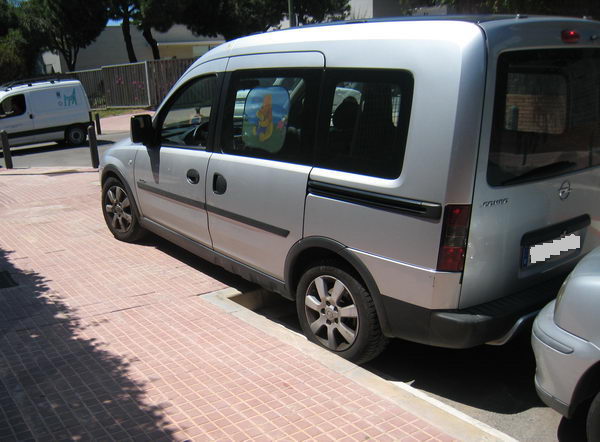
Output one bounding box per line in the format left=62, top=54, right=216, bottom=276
left=1, top=79, right=82, bottom=95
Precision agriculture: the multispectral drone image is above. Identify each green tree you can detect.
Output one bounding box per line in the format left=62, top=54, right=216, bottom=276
left=22, top=0, right=109, bottom=72
left=108, top=0, right=139, bottom=63
left=0, top=0, right=45, bottom=83
left=177, top=0, right=350, bottom=42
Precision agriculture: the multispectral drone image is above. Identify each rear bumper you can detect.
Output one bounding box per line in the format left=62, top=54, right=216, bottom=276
left=379, top=274, right=567, bottom=348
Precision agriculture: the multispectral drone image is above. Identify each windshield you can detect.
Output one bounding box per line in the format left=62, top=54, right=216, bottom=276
left=488, top=48, right=600, bottom=186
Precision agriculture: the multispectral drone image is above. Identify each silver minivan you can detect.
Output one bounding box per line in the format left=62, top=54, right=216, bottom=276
left=100, top=16, right=600, bottom=363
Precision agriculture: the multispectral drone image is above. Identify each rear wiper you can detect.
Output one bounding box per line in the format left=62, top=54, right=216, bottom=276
left=501, top=161, right=576, bottom=185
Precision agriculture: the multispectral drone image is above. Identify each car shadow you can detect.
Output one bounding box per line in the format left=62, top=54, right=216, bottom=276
left=219, top=282, right=548, bottom=415
left=137, top=234, right=258, bottom=294
left=0, top=247, right=174, bottom=440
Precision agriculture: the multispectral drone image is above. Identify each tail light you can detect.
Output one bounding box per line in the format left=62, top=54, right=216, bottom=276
left=437, top=204, right=471, bottom=272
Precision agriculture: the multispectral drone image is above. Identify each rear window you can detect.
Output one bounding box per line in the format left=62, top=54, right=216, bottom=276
left=488, top=49, right=600, bottom=186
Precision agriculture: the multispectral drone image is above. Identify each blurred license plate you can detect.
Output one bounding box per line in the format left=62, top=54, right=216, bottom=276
left=523, top=233, right=581, bottom=267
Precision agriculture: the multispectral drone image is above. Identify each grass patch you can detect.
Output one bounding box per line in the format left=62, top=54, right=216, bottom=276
left=94, top=108, right=151, bottom=119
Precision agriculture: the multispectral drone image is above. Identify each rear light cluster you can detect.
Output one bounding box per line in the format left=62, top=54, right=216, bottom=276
left=437, top=204, right=471, bottom=272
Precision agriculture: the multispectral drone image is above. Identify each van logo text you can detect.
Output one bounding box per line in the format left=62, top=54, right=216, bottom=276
left=482, top=198, right=508, bottom=207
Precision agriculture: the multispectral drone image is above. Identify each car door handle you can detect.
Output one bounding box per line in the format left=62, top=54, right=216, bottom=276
left=186, top=169, right=200, bottom=185
left=29, top=114, right=34, bottom=119
left=213, top=173, right=227, bottom=195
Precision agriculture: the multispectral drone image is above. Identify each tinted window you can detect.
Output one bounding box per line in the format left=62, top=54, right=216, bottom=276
left=489, top=49, right=600, bottom=186
left=316, top=70, right=413, bottom=179
left=222, top=70, right=320, bottom=164
left=160, top=75, right=217, bottom=148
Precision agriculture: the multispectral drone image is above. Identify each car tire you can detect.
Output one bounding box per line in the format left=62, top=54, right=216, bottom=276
left=65, top=125, right=87, bottom=146
left=296, top=264, right=387, bottom=364
left=587, top=391, right=600, bottom=442
left=102, top=177, right=146, bottom=242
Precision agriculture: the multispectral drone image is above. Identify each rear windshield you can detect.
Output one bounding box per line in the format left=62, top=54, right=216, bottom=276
left=488, top=49, right=600, bottom=186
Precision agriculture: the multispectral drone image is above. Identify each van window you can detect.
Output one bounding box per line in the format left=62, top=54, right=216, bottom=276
left=222, top=69, right=320, bottom=164
left=316, top=70, right=413, bottom=179
left=0, top=94, right=26, bottom=118
left=160, top=75, right=217, bottom=148
left=488, top=49, right=600, bottom=186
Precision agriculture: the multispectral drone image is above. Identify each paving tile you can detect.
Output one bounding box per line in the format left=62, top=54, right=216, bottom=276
left=0, top=170, right=455, bottom=441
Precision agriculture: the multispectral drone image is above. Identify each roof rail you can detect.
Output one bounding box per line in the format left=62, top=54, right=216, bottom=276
left=1, top=74, right=77, bottom=91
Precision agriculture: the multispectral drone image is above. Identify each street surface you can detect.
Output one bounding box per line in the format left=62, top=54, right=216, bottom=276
left=1, top=133, right=587, bottom=441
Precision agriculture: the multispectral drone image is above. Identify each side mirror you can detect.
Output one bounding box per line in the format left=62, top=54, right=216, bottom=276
left=131, top=114, right=156, bottom=146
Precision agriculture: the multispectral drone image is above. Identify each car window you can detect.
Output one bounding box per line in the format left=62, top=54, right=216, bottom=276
left=488, top=48, right=600, bottom=186
left=222, top=70, right=320, bottom=165
left=0, top=94, right=26, bottom=118
left=316, top=70, right=414, bottom=179
left=160, top=75, right=217, bottom=149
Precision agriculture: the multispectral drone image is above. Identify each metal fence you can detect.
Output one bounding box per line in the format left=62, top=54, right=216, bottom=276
left=70, top=58, right=195, bottom=109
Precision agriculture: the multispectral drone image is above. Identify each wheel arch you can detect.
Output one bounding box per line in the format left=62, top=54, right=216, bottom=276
left=284, top=236, right=391, bottom=334
left=101, top=164, right=142, bottom=219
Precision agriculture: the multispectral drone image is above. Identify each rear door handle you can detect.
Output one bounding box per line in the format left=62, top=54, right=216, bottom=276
left=213, top=173, right=227, bottom=195
left=186, top=169, right=200, bottom=185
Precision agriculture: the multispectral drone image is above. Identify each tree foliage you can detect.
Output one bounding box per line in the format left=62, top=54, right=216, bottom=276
left=22, top=0, right=109, bottom=71
left=175, top=0, right=350, bottom=42
left=0, top=0, right=44, bottom=84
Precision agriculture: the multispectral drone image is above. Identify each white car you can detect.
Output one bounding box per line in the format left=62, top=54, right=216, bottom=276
left=532, top=246, right=600, bottom=441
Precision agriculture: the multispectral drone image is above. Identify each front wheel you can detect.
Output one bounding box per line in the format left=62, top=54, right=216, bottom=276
left=296, top=265, right=387, bottom=364
left=588, top=391, right=600, bottom=442
left=102, top=177, right=146, bottom=242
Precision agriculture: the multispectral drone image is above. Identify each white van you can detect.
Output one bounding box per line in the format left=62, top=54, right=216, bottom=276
left=100, top=16, right=600, bottom=364
left=0, top=78, right=91, bottom=147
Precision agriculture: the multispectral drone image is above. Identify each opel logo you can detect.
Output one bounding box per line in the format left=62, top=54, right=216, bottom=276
left=558, top=181, right=571, bottom=200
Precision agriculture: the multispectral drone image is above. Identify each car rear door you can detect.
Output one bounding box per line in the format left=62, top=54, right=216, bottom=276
left=461, top=22, right=600, bottom=308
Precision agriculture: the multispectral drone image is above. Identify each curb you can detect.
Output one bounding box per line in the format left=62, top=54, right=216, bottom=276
left=0, top=167, right=98, bottom=176
left=201, top=288, right=517, bottom=442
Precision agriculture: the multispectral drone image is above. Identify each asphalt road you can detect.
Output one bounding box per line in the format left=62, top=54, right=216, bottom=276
left=0, top=131, right=127, bottom=169
left=0, top=136, right=589, bottom=441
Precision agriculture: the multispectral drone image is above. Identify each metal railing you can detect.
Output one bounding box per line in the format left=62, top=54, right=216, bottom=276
left=69, top=58, right=195, bottom=109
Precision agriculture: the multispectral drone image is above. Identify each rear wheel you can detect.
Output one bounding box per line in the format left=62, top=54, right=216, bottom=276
left=296, top=265, right=387, bottom=364
left=102, top=177, right=146, bottom=242
left=587, top=391, right=600, bottom=442
left=65, top=125, right=87, bottom=146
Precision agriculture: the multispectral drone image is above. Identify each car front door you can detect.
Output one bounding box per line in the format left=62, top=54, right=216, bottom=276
left=0, top=93, right=36, bottom=146
left=206, top=52, right=324, bottom=279
left=133, top=59, right=225, bottom=247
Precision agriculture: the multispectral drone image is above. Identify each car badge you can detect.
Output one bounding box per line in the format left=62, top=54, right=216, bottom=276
left=558, top=181, right=571, bottom=200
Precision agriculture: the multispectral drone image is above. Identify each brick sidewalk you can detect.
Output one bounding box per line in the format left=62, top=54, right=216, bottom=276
left=0, top=170, right=456, bottom=441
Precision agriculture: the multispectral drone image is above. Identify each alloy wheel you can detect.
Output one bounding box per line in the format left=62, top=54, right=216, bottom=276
left=303, top=275, right=359, bottom=351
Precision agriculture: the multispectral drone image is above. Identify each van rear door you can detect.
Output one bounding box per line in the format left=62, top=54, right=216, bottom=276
left=461, top=34, right=600, bottom=309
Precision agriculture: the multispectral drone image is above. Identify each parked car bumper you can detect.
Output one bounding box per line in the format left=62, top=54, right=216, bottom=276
left=379, top=274, right=566, bottom=348
left=531, top=300, right=599, bottom=418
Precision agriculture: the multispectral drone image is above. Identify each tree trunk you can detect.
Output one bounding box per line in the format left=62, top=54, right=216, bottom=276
left=121, top=13, right=137, bottom=63
left=141, top=24, right=160, bottom=60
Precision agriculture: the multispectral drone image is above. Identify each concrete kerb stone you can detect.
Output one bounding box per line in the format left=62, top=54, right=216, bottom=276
left=201, top=288, right=517, bottom=442
left=0, top=167, right=98, bottom=176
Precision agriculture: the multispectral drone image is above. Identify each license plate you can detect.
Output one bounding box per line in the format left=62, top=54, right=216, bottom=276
left=522, top=233, right=581, bottom=268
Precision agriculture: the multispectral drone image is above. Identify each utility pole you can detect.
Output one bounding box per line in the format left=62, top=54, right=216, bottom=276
left=288, top=0, right=297, bottom=27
